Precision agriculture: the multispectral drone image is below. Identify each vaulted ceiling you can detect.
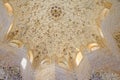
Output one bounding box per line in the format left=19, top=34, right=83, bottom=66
left=3, top=0, right=112, bottom=69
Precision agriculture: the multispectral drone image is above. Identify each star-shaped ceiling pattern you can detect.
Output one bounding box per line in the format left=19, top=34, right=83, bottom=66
left=7, top=0, right=111, bottom=69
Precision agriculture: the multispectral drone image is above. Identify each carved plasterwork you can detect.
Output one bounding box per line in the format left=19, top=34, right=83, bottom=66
left=6, top=0, right=112, bottom=69
left=90, top=70, right=120, bottom=80
left=0, top=66, right=22, bottom=80
left=113, top=31, right=120, bottom=50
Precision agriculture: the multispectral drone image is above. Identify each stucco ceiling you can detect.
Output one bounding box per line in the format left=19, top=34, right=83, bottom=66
left=4, top=0, right=112, bottom=69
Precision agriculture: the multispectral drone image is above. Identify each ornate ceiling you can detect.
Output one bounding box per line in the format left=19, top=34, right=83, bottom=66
left=3, top=0, right=112, bottom=69
left=1, top=0, right=120, bottom=80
